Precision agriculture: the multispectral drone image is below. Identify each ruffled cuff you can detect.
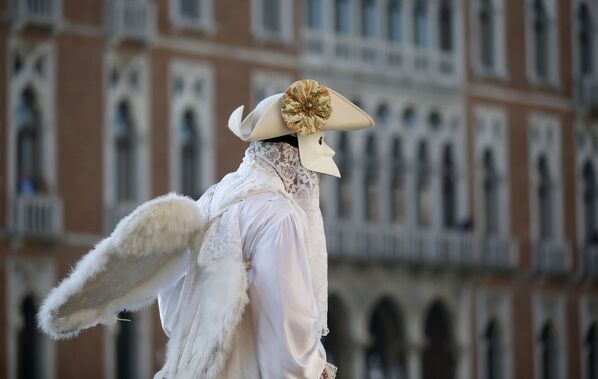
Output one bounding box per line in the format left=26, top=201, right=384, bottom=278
left=320, top=362, right=338, bottom=379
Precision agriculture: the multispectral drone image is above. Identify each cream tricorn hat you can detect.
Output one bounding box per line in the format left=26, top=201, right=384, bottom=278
left=228, top=79, right=374, bottom=177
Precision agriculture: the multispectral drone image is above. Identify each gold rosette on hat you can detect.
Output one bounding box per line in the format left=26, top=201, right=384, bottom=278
left=281, top=79, right=333, bottom=136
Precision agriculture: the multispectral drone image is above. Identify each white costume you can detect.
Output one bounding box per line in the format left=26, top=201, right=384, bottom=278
left=37, top=80, right=373, bottom=379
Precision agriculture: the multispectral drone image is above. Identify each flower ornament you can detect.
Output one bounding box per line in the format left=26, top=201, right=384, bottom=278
left=281, top=79, right=333, bottom=136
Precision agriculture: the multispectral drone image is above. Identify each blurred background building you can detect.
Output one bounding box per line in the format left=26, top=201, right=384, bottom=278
left=0, top=0, right=597, bottom=378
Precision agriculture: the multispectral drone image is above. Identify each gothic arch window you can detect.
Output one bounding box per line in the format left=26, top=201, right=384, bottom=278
left=366, top=298, right=406, bottom=379
left=583, top=161, right=597, bottom=244
left=387, top=0, right=403, bottom=42
left=365, top=134, right=380, bottom=222
left=335, top=0, right=351, bottom=34
left=376, top=104, right=391, bottom=128
left=263, top=0, right=281, bottom=34
left=305, top=0, right=323, bottom=28
left=442, top=144, right=457, bottom=229
left=479, top=0, right=495, bottom=68
left=113, top=100, right=136, bottom=203
left=416, top=141, right=431, bottom=227
left=439, top=0, right=453, bottom=52
left=537, top=155, right=554, bottom=240
left=586, top=323, right=598, bottom=379
left=179, top=109, right=200, bottom=198
left=578, top=3, right=594, bottom=76
left=532, top=0, right=550, bottom=80
left=390, top=138, right=405, bottom=224
left=323, top=295, right=350, bottom=375
left=116, top=311, right=138, bottom=379
left=414, top=0, right=429, bottom=47
left=539, top=322, right=559, bottom=379
left=361, top=0, right=377, bottom=38
left=337, top=132, right=352, bottom=218
left=482, top=149, right=499, bottom=235
left=18, top=295, right=42, bottom=379
left=16, top=87, right=43, bottom=195
left=423, top=301, right=455, bottom=379
left=403, top=107, right=417, bottom=129
left=484, top=319, right=504, bottom=379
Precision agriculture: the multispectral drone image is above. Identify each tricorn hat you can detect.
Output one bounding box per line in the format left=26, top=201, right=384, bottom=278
left=228, top=79, right=374, bottom=177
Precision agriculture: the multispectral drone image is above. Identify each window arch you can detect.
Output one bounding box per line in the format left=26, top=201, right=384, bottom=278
left=376, top=104, right=391, bottom=128
left=532, top=0, right=550, bottom=80
left=390, top=138, right=405, bottom=224
left=414, top=0, right=429, bottom=47
left=416, top=141, right=431, bottom=227
left=539, top=322, right=559, bottom=379
left=482, top=149, right=500, bottom=235
left=337, top=132, right=352, bottom=218
left=18, top=295, right=42, bottom=379
left=179, top=109, right=201, bottom=198
left=586, top=323, right=598, bottom=379
left=484, top=319, right=504, bottom=379
left=335, top=0, right=351, bottom=34
left=305, top=0, right=323, bottom=28
left=366, top=298, right=406, bottom=379
left=403, top=107, right=417, bottom=128
left=113, top=100, right=136, bottom=203
left=583, top=161, right=597, bottom=244
left=365, top=134, right=380, bottom=222
left=537, top=155, right=554, bottom=240
left=438, top=0, right=453, bottom=52
left=323, top=295, right=350, bottom=375
left=578, top=3, right=594, bottom=76
left=423, top=301, right=455, bottom=379
left=263, top=0, right=281, bottom=33
left=442, top=144, right=457, bottom=229
left=116, top=311, right=138, bottom=379
left=479, top=0, right=495, bottom=68
left=16, top=87, right=43, bottom=195
left=361, top=0, right=377, bottom=38
left=387, top=0, right=403, bottom=42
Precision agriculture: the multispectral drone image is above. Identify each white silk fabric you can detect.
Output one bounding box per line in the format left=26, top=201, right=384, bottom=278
left=156, top=141, right=330, bottom=378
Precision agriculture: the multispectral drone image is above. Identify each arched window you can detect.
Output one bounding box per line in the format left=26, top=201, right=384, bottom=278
left=423, top=301, right=455, bottom=379
left=323, top=295, right=350, bottom=375
left=403, top=107, right=417, bottom=128
left=116, top=311, right=138, bottom=379
left=442, top=145, right=457, bottom=229
left=439, top=0, right=453, bottom=52
left=390, top=138, right=405, bottom=224
left=376, top=104, right=391, bottom=128
left=114, top=101, right=136, bottom=203
left=305, top=0, right=323, bottom=28
left=16, top=87, right=43, bottom=195
left=18, top=295, right=42, bottom=379
left=366, top=299, right=406, bottom=379
left=335, top=0, right=351, bottom=34
left=537, top=156, right=554, bottom=240
left=179, top=0, right=200, bottom=20
left=337, top=132, right=352, bottom=218
left=361, top=0, right=377, bottom=38
left=479, top=0, right=495, bottom=68
left=539, top=322, right=559, bottom=379
left=414, top=0, right=429, bottom=47
left=263, top=0, right=281, bottom=33
left=482, top=150, right=499, bottom=235
left=365, top=134, right=380, bottom=222
left=416, top=141, right=431, bottom=227
left=387, top=0, right=403, bottom=42
left=484, top=319, right=504, bottom=379
left=583, top=162, right=597, bottom=244
left=578, top=4, right=594, bottom=76
left=533, top=0, right=550, bottom=80
left=586, top=323, right=598, bottom=379
left=180, top=109, right=200, bottom=198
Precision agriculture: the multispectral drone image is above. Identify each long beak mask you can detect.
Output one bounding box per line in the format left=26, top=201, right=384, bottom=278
left=228, top=80, right=375, bottom=177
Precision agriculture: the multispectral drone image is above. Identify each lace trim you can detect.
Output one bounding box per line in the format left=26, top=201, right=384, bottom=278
left=321, top=363, right=338, bottom=379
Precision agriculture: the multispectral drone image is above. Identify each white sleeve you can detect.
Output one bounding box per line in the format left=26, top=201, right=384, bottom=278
left=248, top=210, right=326, bottom=379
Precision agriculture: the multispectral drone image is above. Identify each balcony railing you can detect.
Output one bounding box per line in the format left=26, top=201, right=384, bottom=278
left=105, top=0, right=156, bottom=43
left=576, top=77, right=598, bottom=110
left=105, top=201, right=139, bottom=233
left=325, top=222, right=518, bottom=270
left=9, top=195, right=63, bottom=238
left=11, top=0, right=62, bottom=28
left=301, top=29, right=461, bottom=85
left=531, top=240, right=571, bottom=275
left=580, top=245, right=598, bottom=278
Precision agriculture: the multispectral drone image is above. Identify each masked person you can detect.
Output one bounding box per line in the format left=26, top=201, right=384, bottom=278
left=38, top=79, right=374, bottom=379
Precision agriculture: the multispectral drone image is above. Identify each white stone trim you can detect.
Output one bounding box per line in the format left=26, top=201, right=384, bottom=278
left=470, top=0, right=508, bottom=78
left=168, top=59, right=215, bottom=195
left=532, top=292, right=567, bottom=379
left=251, top=0, right=293, bottom=44
left=580, top=295, right=598, bottom=379
left=5, top=258, right=56, bottom=379
left=525, top=0, right=560, bottom=86
left=475, top=288, right=514, bottom=379
left=169, top=0, right=216, bottom=33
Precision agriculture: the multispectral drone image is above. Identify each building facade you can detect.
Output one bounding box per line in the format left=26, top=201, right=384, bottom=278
left=0, top=0, right=597, bottom=379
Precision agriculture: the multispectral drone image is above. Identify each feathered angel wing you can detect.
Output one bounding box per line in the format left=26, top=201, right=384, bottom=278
left=38, top=193, right=206, bottom=340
